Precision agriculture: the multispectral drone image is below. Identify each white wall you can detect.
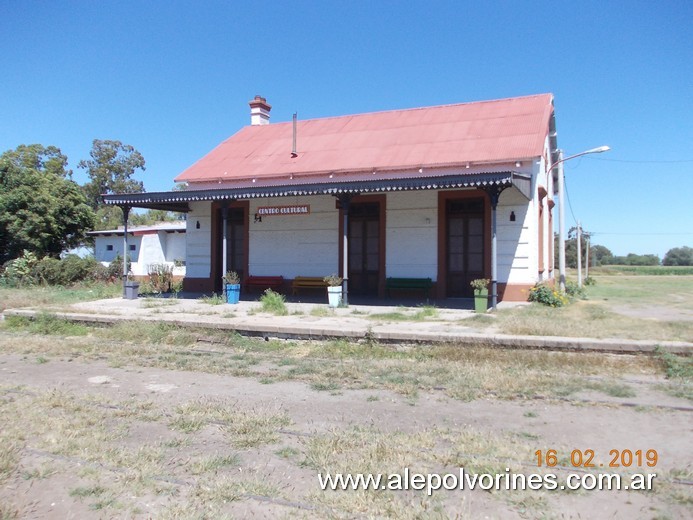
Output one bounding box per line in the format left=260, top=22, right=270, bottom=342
left=496, top=187, right=533, bottom=285
left=94, top=235, right=120, bottom=264
left=386, top=191, right=437, bottom=278
left=95, top=231, right=187, bottom=277
left=164, top=232, right=187, bottom=276
left=186, top=202, right=212, bottom=278
left=164, top=232, right=186, bottom=264
left=94, top=235, right=142, bottom=272
left=139, top=234, right=166, bottom=273
left=181, top=184, right=543, bottom=286
left=248, top=196, right=339, bottom=277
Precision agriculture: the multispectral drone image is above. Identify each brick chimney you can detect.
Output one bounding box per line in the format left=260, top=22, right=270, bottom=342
left=249, top=95, right=271, bottom=125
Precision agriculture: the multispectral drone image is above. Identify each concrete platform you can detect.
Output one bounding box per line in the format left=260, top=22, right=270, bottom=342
left=3, top=296, right=691, bottom=355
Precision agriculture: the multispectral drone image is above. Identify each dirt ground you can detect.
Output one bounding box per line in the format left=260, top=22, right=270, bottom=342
left=1, top=345, right=691, bottom=519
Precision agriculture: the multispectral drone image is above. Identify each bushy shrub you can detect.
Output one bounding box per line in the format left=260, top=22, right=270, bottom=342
left=62, top=255, right=107, bottom=284
left=30, top=257, right=63, bottom=285
left=171, top=278, right=184, bottom=296
left=528, top=283, right=568, bottom=307
left=1, top=250, right=39, bottom=285
left=148, top=263, right=174, bottom=293
left=1, top=251, right=108, bottom=286
left=107, top=255, right=130, bottom=281
left=564, top=280, right=586, bottom=299
left=31, top=255, right=108, bottom=285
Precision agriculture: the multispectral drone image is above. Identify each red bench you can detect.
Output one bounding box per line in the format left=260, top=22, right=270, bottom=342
left=243, top=275, right=284, bottom=293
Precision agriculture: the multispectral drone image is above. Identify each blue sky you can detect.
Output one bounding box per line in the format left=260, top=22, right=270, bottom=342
left=2, top=0, right=691, bottom=257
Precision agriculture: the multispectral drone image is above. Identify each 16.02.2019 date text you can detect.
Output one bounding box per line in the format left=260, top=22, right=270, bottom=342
left=535, top=449, right=658, bottom=468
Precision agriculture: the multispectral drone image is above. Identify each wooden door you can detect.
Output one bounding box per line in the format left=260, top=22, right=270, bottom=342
left=348, top=202, right=380, bottom=296
left=215, top=207, right=246, bottom=291
left=446, top=198, right=485, bottom=297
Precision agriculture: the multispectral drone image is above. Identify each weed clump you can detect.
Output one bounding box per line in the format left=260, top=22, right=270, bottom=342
left=259, top=289, right=287, bottom=316
left=199, top=293, right=225, bottom=305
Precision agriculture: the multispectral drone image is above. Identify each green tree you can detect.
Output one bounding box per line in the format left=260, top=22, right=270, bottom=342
left=663, top=246, right=692, bottom=266
left=606, top=253, right=661, bottom=266
left=79, top=139, right=146, bottom=209
left=93, top=205, right=126, bottom=231
left=130, top=209, right=183, bottom=226
left=554, top=233, right=614, bottom=268
left=590, top=244, right=613, bottom=266
left=0, top=144, right=95, bottom=263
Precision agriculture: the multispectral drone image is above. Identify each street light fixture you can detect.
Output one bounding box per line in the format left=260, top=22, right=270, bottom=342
left=548, top=145, right=610, bottom=292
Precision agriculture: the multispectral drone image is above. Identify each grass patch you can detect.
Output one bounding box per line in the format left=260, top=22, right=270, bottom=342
left=658, top=382, right=693, bottom=401
left=0, top=282, right=121, bottom=313
left=656, top=347, right=693, bottom=380
left=258, top=289, right=288, bottom=315
left=0, top=504, right=20, bottom=520
left=193, top=475, right=281, bottom=503
left=169, top=417, right=206, bottom=434
left=0, top=320, right=662, bottom=404
left=480, top=300, right=693, bottom=341
left=199, top=293, right=225, bottom=305
left=0, top=439, right=20, bottom=484
left=70, top=485, right=107, bottom=498
left=369, top=311, right=411, bottom=321
left=655, top=347, right=692, bottom=401
left=310, top=380, right=340, bottom=392
left=103, top=321, right=199, bottom=346
left=303, top=424, right=543, bottom=518
left=413, top=305, right=439, bottom=320
left=275, top=446, right=299, bottom=459
left=21, top=464, right=56, bottom=480
left=190, top=454, right=240, bottom=475
left=462, top=274, right=693, bottom=342
left=590, top=265, right=693, bottom=276
left=171, top=398, right=291, bottom=447
left=141, top=298, right=179, bottom=309
left=310, top=306, right=332, bottom=317
left=2, top=313, right=89, bottom=336
left=368, top=305, right=439, bottom=322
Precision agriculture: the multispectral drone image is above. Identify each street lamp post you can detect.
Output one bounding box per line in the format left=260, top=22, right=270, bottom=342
left=548, top=145, right=610, bottom=292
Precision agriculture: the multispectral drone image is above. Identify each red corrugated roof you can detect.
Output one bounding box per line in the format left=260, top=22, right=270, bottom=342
left=175, top=93, right=554, bottom=184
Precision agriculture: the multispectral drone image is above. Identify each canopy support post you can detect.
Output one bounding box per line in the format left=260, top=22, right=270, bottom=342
left=120, top=205, right=131, bottom=298
left=336, top=194, right=354, bottom=307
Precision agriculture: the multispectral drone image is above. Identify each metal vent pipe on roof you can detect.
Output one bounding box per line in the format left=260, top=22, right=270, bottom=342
left=291, top=112, right=298, bottom=158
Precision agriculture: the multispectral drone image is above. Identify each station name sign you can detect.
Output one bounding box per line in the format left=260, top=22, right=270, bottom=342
left=256, top=205, right=311, bottom=216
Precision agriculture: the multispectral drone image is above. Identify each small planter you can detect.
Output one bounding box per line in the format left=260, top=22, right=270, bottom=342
left=327, top=286, right=342, bottom=308
left=474, top=289, right=489, bottom=313
left=124, top=281, right=140, bottom=300
left=225, top=283, right=241, bottom=304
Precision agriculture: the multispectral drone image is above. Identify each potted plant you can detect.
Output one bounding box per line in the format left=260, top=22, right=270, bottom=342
left=323, top=274, right=343, bottom=308
left=470, top=278, right=490, bottom=313
left=223, top=271, right=241, bottom=304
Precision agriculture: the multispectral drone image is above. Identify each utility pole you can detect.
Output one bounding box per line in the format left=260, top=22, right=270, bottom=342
left=576, top=220, right=583, bottom=288
left=585, top=233, right=590, bottom=280
left=549, top=145, right=609, bottom=293
left=557, top=154, right=566, bottom=292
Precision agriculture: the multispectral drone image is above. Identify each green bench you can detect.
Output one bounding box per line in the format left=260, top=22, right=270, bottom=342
left=385, top=277, right=433, bottom=298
